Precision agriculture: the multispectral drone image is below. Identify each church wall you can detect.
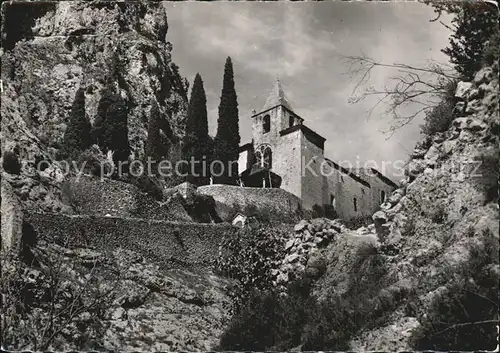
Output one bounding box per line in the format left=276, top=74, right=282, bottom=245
left=359, top=170, right=396, bottom=212
left=252, top=107, right=282, bottom=147
left=300, top=135, right=327, bottom=210
left=273, top=130, right=303, bottom=200
left=319, top=159, right=372, bottom=220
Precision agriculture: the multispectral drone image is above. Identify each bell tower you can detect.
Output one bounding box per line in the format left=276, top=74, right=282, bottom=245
left=251, top=79, right=301, bottom=146
left=248, top=79, right=305, bottom=199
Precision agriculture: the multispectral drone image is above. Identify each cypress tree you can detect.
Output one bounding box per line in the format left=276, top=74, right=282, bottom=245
left=213, top=57, right=240, bottom=185
left=145, top=99, right=163, bottom=168
left=105, top=94, right=130, bottom=166
left=442, top=1, right=498, bottom=80
left=60, top=88, right=91, bottom=160
left=96, top=91, right=130, bottom=167
left=182, top=73, right=211, bottom=185
left=92, top=88, right=115, bottom=147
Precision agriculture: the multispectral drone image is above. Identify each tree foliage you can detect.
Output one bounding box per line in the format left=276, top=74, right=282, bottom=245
left=344, top=0, right=498, bottom=135
left=409, top=234, right=499, bottom=350
left=419, top=79, right=458, bottom=136
left=92, top=88, right=130, bottom=167
left=425, top=0, right=499, bottom=80
left=215, top=224, right=287, bottom=313
left=182, top=73, right=212, bottom=185
left=213, top=57, right=240, bottom=185
left=60, top=88, right=92, bottom=160
left=145, top=99, right=164, bottom=166
left=3, top=150, right=21, bottom=175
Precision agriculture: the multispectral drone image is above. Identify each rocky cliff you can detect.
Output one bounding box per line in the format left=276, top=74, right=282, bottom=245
left=1, top=3, right=236, bottom=351
left=269, top=63, right=498, bottom=351
left=1, top=0, right=188, bottom=212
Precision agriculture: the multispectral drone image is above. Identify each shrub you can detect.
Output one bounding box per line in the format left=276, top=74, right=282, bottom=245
left=75, top=145, right=111, bottom=177
left=420, top=80, right=458, bottom=137
left=323, top=205, right=337, bottom=220
left=215, top=224, right=287, bottom=312
left=132, top=174, right=164, bottom=201
left=3, top=150, right=21, bottom=174
left=311, top=204, right=324, bottom=218
left=218, top=277, right=312, bottom=351
left=1, top=243, right=118, bottom=350
left=59, top=88, right=92, bottom=161
left=218, top=233, right=402, bottom=351
left=180, top=193, right=217, bottom=223
left=409, top=234, right=499, bottom=350
left=482, top=30, right=500, bottom=68
left=344, top=215, right=373, bottom=230
left=473, top=148, right=499, bottom=204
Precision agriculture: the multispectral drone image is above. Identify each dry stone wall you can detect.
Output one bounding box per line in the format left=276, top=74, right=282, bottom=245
left=274, top=217, right=351, bottom=289
left=64, top=175, right=192, bottom=222
left=197, top=184, right=303, bottom=224
left=24, top=212, right=238, bottom=269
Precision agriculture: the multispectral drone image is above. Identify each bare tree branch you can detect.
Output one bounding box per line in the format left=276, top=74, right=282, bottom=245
left=341, top=54, right=458, bottom=136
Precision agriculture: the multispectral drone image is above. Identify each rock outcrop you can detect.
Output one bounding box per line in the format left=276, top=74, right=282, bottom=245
left=1, top=1, right=188, bottom=212
left=274, top=218, right=350, bottom=287
left=2, top=242, right=232, bottom=351
left=307, top=63, right=499, bottom=351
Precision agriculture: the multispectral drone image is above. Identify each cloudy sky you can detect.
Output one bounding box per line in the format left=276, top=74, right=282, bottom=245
left=163, top=2, right=452, bottom=179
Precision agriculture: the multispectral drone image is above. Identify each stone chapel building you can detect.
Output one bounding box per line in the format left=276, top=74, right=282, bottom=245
left=237, top=79, right=397, bottom=220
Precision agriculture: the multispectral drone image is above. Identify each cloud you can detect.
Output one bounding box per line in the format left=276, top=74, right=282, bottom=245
left=164, top=1, right=452, bottom=179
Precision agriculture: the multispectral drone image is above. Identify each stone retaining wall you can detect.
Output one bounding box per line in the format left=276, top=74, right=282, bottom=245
left=24, top=212, right=238, bottom=268
left=197, top=184, right=303, bottom=224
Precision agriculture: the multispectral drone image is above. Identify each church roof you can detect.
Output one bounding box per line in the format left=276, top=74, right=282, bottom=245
left=262, top=79, right=294, bottom=112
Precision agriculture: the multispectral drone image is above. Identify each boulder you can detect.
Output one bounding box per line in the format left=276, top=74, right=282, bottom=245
left=455, top=81, right=473, bottom=100
left=302, top=230, right=313, bottom=242
left=294, top=219, right=308, bottom=232
left=285, top=238, right=295, bottom=251
left=373, top=211, right=388, bottom=224
left=388, top=189, right=404, bottom=206
left=411, top=147, right=428, bottom=159
left=1, top=181, right=24, bottom=253
left=286, top=253, right=300, bottom=263
left=406, top=159, right=426, bottom=177
left=424, top=145, right=441, bottom=166
left=474, top=66, right=494, bottom=85
left=432, top=132, right=446, bottom=144
left=465, top=99, right=482, bottom=115
left=454, top=101, right=466, bottom=115
left=442, top=140, right=457, bottom=155
left=305, top=253, right=327, bottom=279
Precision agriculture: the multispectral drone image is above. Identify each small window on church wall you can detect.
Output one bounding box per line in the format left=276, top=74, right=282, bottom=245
left=263, top=115, right=270, bottom=133
left=263, top=147, right=272, bottom=169
left=289, top=116, right=294, bottom=127
left=254, top=151, right=262, bottom=168
left=353, top=197, right=358, bottom=212
left=254, top=145, right=272, bottom=169
left=381, top=190, right=386, bottom=203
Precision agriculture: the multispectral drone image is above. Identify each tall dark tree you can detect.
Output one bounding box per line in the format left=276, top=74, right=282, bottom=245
left=94, top=89, right=130, bottom=167
left=91, top=88, right=115, bottom=146
left=145, top=99, right=163, bottom=166
left=213, top=57, right=240, bottom=185
left=426, top=1, right=499, bottom=80
left=182, top=73, right=212, bottom=185
left=60, top=88, right=91, bottom=160
left=105, top=95, right=130, bottom=166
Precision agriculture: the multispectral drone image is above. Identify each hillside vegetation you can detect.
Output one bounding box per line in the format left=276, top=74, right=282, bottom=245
left=217, top=61, right=499, bottom=353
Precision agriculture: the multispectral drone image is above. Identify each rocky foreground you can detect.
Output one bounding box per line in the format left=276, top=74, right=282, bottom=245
left=2, top=242, right=232, bottom=351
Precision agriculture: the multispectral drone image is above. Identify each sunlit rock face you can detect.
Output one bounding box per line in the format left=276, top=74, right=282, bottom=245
left=1, top=1, right=188, bottom=212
